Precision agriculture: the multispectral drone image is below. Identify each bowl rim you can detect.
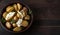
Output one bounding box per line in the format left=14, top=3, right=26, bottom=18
left=0, top=1, right=33, bottom=33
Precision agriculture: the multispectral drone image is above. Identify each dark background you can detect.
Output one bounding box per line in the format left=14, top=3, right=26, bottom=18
left=0, top=0, right=60, bottom=35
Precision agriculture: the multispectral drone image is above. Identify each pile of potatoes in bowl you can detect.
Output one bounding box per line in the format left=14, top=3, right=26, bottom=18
left=2, top=3, right=31, bottom=32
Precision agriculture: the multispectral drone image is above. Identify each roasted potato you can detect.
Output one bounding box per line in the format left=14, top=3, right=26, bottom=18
left=13, top=4, right=18, bottom=11
left=20, top=10, right=27, bottom=17
left=23, top=7, right=28, bottom=12
left=16, top=13, right=22, bottom=18
left=21, top=20, right=28, bottom=27
left=25, top=15, right=30, bottom=20
left=22, top=11, right=26, bottom=17
left=6, top=22, right=11, bottom=29
left=6, top=6, right=14, bottom=12
left=13, top=16, right=18, bottom=21
left=12, top=23, right=17, bottom=27
left=17, top=3, right=22, bottom=10
left=13, top=27, right=21, bottom=32
left=3, top=12, right=7, bottom=18
left=21, top=7, right=27, bottom=17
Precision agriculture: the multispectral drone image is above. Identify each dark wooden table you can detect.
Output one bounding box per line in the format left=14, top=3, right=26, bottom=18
left=0, top=0, right=60, bottom=35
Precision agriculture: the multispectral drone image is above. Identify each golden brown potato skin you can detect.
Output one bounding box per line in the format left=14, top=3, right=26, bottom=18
left=25, top=15, right=30, bottom=20
left=21, top=20, right=28, bottom=27
left=13, top=16, right=18, bottom=21
left=23, top=7, right=28, bottom=12
left=13, top=4, right=18, bottom=11
left=22, top=7, right=28, bottom=17
left=3, top=12, right=7, bottom=18
left=13, top=3, right=22, bottom=11
left=6, top=22, right=11, bottom=29
left=16, top=13, right=22, bottom=18
left=12, top=23, right=17, bottom=27
left=17, top=3, right=22, bottom=10
left=13, top=27, right=21, bottom=32
left=6, top=6, right=14, bottom=12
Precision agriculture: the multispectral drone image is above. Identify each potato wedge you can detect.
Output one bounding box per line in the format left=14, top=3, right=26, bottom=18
left=17, top=3, right=22, bottom=10
left=19, top=10, right=26, bottom=17
left=20, top=7, right=27, bottom=17
left=13, top=4, right=18, bottom=11
left=13, top=27, right=21, bottom=32
left=16, top=13, right=22, bottom=18
left=13, top=16, right=18, bottom=21
left=3, top=12, right=7, bottom=18
left=25, top=15, right=30, bottom=20
left=12, top=23, right=17, bottom=27
left=23, top=7, right=28, bottom=12
left=6, top=22, right=11, bottom=29
left=22, top=10, right=26, bottom=17
left=21, top=20, right=28, bottom=27
left=6, top=6, right=14, bottom=12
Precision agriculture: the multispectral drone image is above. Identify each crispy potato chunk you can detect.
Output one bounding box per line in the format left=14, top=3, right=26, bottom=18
left=13, top=4, right=18, bottom=11
left=25, top=15, right=30, bottom=20
left=21, top=20, right=28, bottom=27
left=13, top=16, right=18, bottom=21
left=23, top=7, right=28, bottom=12
left=12, top=23, right=17, bottom=27
left=22, top=11, right=26, bottom=17
left=17, top=3, right=22, bottom=10
left=21, top=7, right=27, bottom=17
left=6, top=6, right=14, bottom=12
left=3, top=12, right=7, bottom=18
left=13, top=27, right=21, bottom=32
left=6, top=22, right=11, bottom=29
left=16, top=13, right=22, bottom=18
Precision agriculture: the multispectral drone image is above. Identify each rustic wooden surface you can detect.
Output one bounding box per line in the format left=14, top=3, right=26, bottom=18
left=0, top=0, right=60, bottom=35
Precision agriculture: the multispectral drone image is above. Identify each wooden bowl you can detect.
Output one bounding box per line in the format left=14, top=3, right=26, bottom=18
left=0, top=1, right=33, bottom=33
